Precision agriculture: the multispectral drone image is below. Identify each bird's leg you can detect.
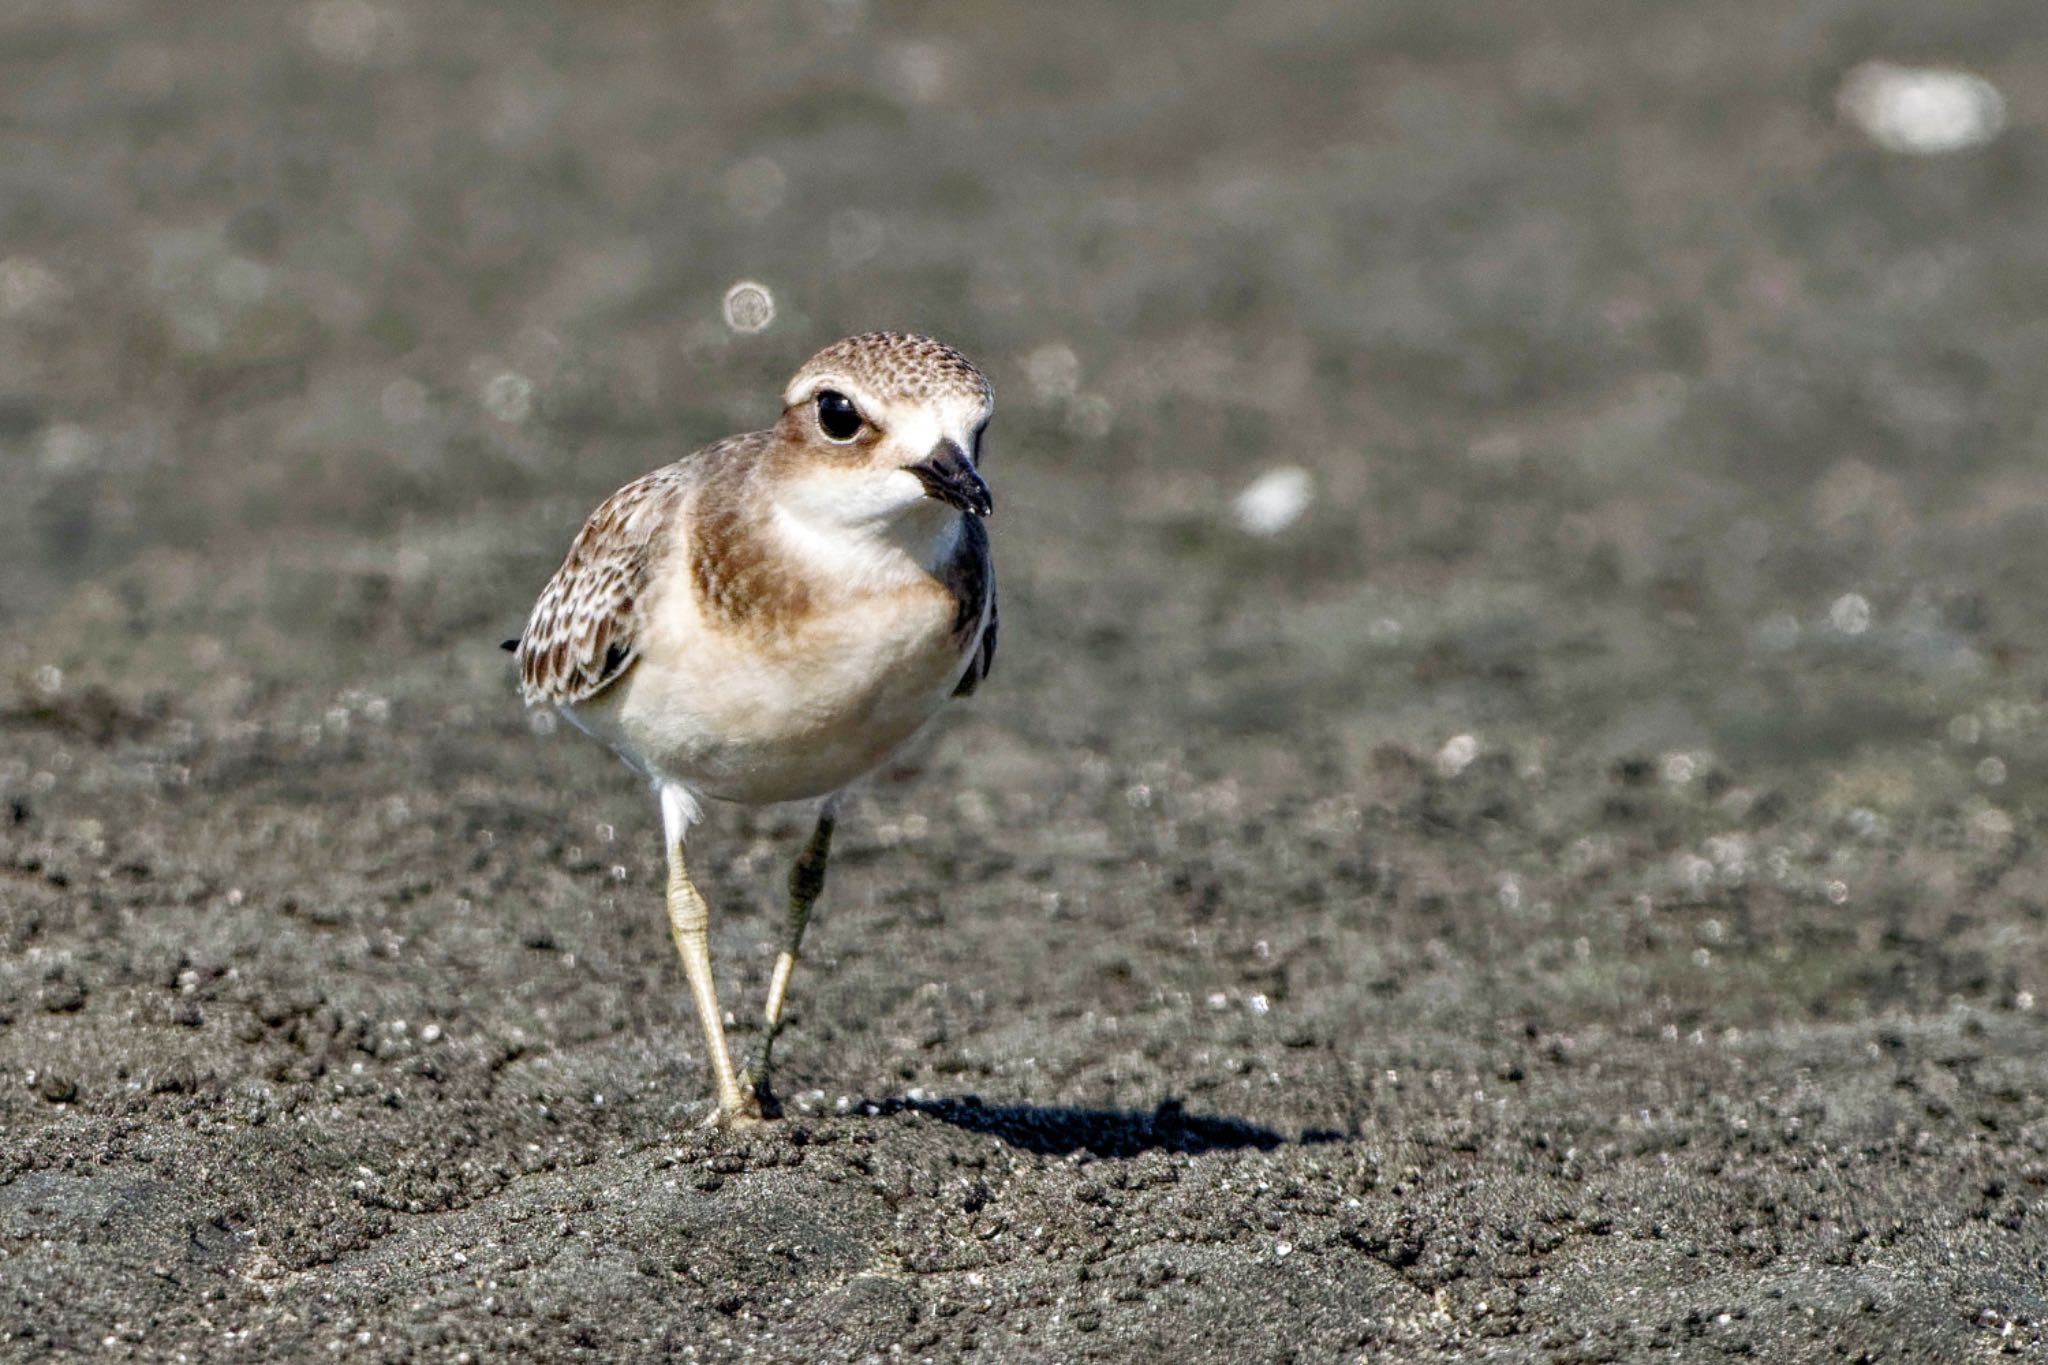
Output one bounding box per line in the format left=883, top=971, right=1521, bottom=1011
left=660, top=786, right=757, bottom=1125
left=744, top=799, right=838, bottom=1109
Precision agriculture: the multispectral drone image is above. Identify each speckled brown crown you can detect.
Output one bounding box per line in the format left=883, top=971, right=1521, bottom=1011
left=793, top=331, right=992, bottom=408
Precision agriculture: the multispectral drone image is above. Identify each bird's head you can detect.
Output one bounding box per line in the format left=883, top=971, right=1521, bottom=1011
left=770, top=332, right=994, bottom=531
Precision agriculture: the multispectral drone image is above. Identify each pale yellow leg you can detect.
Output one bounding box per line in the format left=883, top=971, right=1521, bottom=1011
left=743, top=809, right=836, bottom=1106
left=664, top=836, right=758, bottom=1125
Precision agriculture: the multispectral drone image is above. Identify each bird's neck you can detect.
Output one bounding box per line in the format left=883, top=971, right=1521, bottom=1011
left=767, top=493, right=962, bottom=594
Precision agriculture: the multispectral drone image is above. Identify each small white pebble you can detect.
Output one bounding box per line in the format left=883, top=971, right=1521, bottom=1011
left=1829, top=593, right=1872, bottom=636
left=1839, top=61, right=2006, bottom=156
left=1435, top=733, right=1479, bottom=778
left=1233, top=466, right=1314, bottom=536
left=722, top=280, right=775, bottom=333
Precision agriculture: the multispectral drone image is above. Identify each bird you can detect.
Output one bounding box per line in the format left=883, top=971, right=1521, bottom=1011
left=506, top=332, right=997, bottom=1126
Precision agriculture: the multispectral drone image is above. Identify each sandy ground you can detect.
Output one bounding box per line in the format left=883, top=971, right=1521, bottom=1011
left=4, top=1, right=2048, bottom=1359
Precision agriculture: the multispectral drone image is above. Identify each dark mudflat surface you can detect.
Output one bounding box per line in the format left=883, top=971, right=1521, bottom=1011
left=4, top=1, right=2048, bottom=1359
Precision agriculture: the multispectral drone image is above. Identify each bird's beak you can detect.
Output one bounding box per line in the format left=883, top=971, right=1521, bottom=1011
left=908, top=439, right=993, bottom=517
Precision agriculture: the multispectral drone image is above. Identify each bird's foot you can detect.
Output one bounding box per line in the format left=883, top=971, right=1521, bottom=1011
left=701, top=1093, right=764, bottom=1129
left=736, top=1067, right=783, bottom=1121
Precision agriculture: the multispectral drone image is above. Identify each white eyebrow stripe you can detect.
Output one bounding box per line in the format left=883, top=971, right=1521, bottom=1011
left=784, top=373, right=863, bottom=409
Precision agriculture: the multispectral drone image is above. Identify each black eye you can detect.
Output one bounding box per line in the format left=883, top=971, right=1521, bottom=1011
left=815, top=389, right=863, bottom=441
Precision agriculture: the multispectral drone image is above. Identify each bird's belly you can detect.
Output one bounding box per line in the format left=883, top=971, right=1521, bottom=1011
left=578, top=590, right=969, bottom=804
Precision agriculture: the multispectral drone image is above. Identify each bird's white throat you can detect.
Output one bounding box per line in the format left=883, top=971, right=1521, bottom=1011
left=769, top=468, right=962, bottom=589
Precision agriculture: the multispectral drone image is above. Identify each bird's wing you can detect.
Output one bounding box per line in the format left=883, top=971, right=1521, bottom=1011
left=954, top=580, right=996, bottom=697
left=514, top=466, right=685, bottom=707
left=950, top=516, right=997, bottom=698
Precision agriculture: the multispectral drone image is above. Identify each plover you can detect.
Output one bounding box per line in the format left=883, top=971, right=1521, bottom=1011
left=508, top=332, right=996, bottom=1125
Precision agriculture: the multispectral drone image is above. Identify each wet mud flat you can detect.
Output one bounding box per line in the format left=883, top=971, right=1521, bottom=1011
left=5, top=715, right=2045, bottom=1361
left=4, top=0, right=2048, bottom=1360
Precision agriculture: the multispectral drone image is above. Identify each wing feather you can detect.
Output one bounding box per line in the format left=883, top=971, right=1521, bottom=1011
left=950, top=517, right=997, bottom=698
left=514, top=466, right=684, bottom=707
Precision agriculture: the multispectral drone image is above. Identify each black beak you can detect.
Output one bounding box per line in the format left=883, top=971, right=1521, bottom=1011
left=908, top=439, right=993, bottom=517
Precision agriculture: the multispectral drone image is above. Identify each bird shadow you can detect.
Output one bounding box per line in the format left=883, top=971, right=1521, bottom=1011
left=853, top=1094, right=1346, bottom=1158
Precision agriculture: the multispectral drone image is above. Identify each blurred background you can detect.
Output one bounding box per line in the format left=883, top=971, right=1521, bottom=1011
left=3, top=1, right=2047, bottom=1357
left=6, top=0, right=2048, bottom=806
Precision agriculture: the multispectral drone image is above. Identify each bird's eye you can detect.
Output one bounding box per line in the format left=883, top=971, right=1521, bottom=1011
left=815, top=390, right=863, bottom=441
